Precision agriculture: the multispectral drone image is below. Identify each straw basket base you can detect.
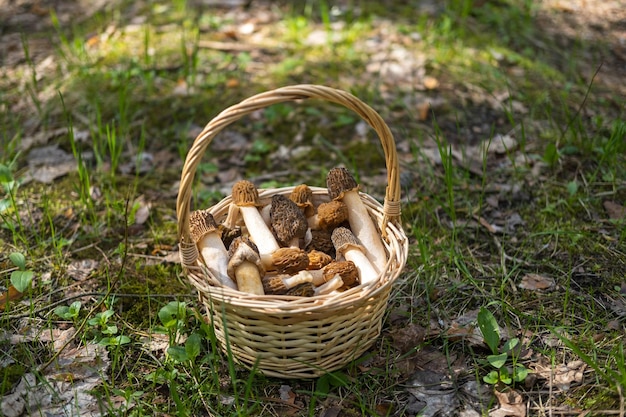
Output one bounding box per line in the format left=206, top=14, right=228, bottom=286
left=201, top=284, right=391, bottom=379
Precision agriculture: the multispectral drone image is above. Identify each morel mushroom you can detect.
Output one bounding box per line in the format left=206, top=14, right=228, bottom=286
left=227, top=236, right=265, bottom=295
left=271, top=247, right=309, bottom=274
left=231, top=180, right=280, bottom=267
left=307, top=200, right=349, bottom=231
left=270, top=194, right=308, bottom=248
left=289, top=184, right=316, bottom=218
left=322, top=260, right=359, bottom=288
left=262, top=270, right=313, bottom=295
left=308, top=260, right=358, bottom=287
left=306, top=250, right=333, bottom=270
left=326, top=167, right=388, bottom=273
left=331, top=227, right=379, bottom=285
left=306, top=229, right=335, bottom=257
left=189, top=209, right=236, bottom=290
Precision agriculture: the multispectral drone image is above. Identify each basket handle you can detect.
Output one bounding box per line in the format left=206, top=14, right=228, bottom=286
left=177, top=84, right=401, bottom=246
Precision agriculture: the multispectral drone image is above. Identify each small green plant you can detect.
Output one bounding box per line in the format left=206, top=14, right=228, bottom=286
left=477, top=307, right=529, bottom=386
left=88, top=309, right=130, bottom=346
left=8, top=252, right=34, bottom=294
left=54, top=301, right=82, bottom=322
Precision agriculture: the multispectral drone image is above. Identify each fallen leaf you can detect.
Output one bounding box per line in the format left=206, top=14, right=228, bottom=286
left=445, top=309, right=486, bottom=347
left=321, top=405, right=342, bottom=417
left=390, top=323, right=426, bottom=354
left=134, top=198, right=151, bottom=225
left=481, top=134, right=518, bottom=155
left=407, top=369, right=460, bottom=417
left=140, top=333, right=170, bottom=352
left=1, top=344, right=110, bottom=417
left=489, top=389, right=525, bottom=417
left=518, top=274, right=555, bottom=291
left=603, top=200, right=625, bottom=220
left=534, top=360, right=586, bottom=391
left=0, top=286, right=23, bottom=311
left=278, top=385, right=295, bottom=404
left=67, top=259, right=100, bottom=281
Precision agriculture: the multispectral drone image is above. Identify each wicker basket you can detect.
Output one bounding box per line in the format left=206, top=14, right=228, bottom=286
left=176, top=85, right=408, bottom=379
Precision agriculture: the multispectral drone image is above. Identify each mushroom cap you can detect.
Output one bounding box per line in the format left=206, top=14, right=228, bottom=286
left=232, top=180, right=261, bottom=207
left=289, top=184, right=315, bottom=217
left=323, top=260, right=359, bottom=287
left=331, top=227, right=364, bottom=255
left=271, top=247, right=309, bottom=274
left=326, top=167, right=359, bottom=200
left=306, top=229, right=335, bottom=257
left=316, top=200, right=349, bottom=230
left=270, top=194, right=308, bottom=246
left=285, top=282, right=315, bottom=297
left=306, top=249, right=333, bottom=270
left=227, top=236, right=265, bottom=279
left=262, top=274, right=291, bottom=295
left=189, top=209, right=220, bottom=243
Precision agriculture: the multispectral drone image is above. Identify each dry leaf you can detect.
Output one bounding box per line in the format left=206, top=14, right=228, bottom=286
left=481, top=134, right=518, bottom=155
left=0, top=286, right=23, bottom=311
left=278, top=385, right=295, bottom=404
left=446, top=309, right=486, bottom=347
left=489, top=389, right=526, bottom=417
left=1, top=344, right=110, bottom=417
left=134, top=199, right=151, bottom=225
left=603, top=200, right=625, bottom=220
left=321, top=405, right=342, bottom=417
left=534, top=360, right=586, bottom=391
left=67, top=259, right=100, bottom=281
left=390, top=323, right=426, bottom=354
left=518, top=274, right=555, bottom=291
left=407, top=369, right=460, bottom=417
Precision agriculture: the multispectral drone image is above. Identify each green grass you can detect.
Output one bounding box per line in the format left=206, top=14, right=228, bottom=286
left=1, top=0, right=625, bottom=415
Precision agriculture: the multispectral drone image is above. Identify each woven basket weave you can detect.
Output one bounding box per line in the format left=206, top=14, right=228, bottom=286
left=176, top=85, right=408, bottom=379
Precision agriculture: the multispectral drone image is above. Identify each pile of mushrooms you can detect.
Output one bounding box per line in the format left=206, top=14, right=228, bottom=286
left=188, top=167, right=388, bottom=296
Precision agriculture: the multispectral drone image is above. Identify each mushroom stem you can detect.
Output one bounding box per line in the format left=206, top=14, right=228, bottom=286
left=327, top=167, right=388, bottom=273
left=340, top=190, right=387, bottom=272
left=331, top=227, right=379, bottom=285
left=189, top=210, right=236, bottom=290
left=227, top=236, right=265, bottom=295
left=231, top=180, right=281, bottom=269
left=234, top=261, right=265, bottom=295
left=314, top=275, right=344, bottom=295
left=198, top=233, right=236, bottom=289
